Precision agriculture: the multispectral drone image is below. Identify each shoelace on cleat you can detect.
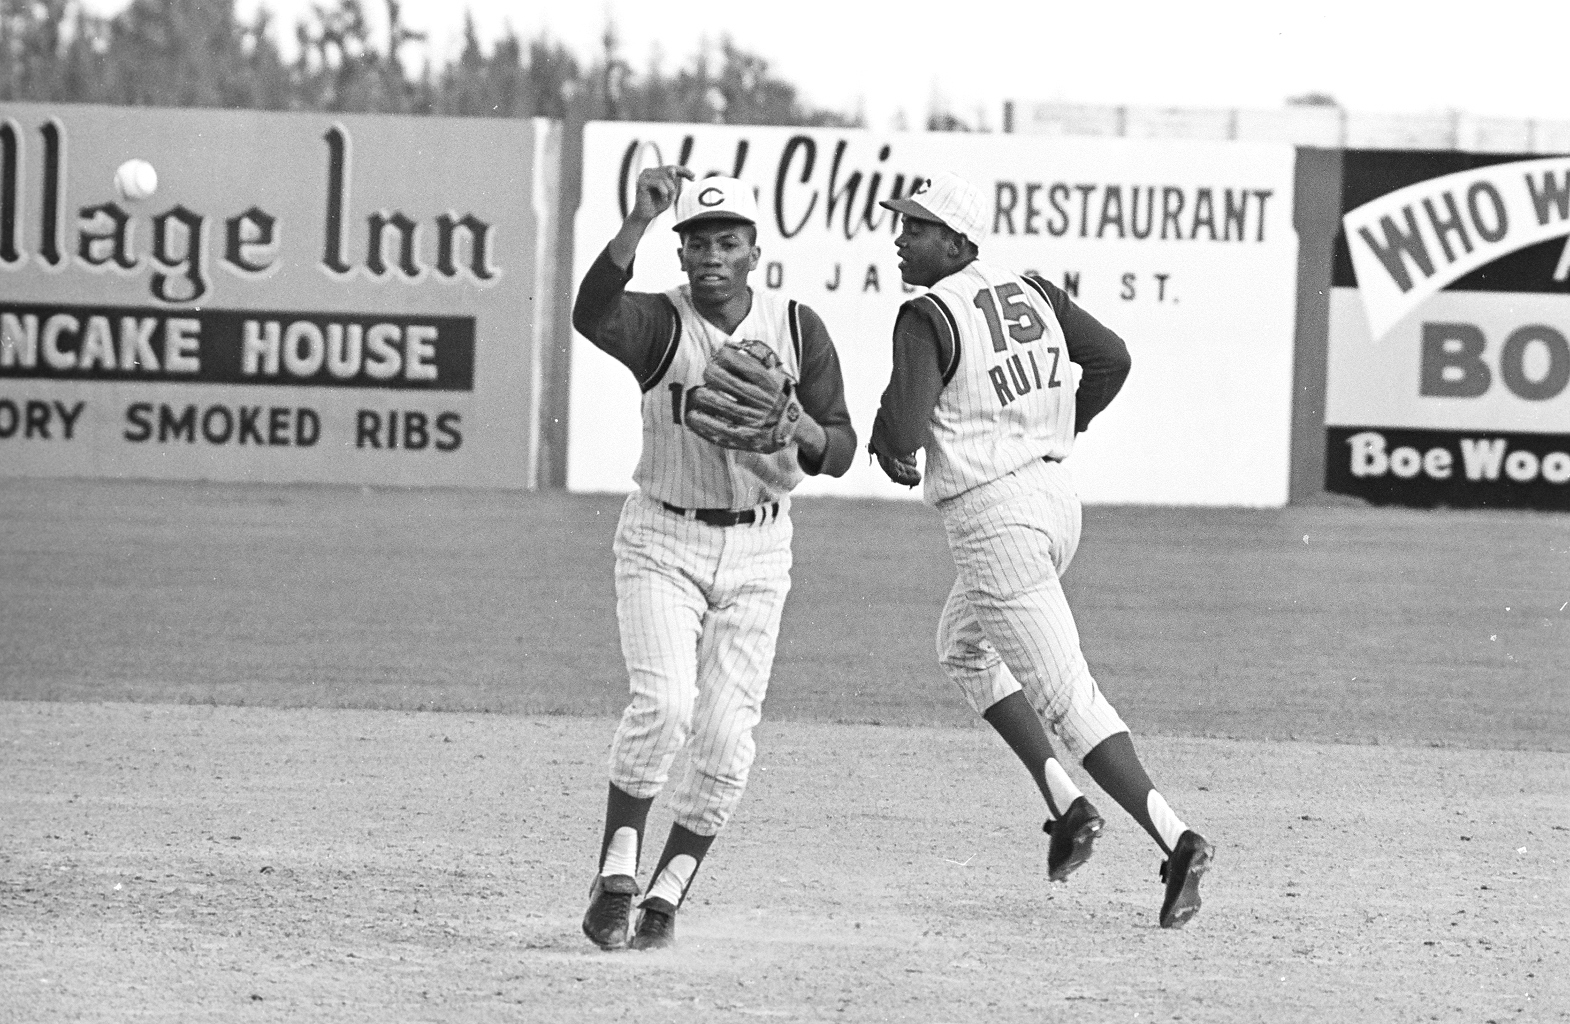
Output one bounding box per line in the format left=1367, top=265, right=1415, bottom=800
left=637, top=909, right=673, bottom=935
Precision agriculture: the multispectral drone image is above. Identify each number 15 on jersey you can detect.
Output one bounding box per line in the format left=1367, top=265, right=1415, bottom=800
left=974, top=283, right=1061, bottom=408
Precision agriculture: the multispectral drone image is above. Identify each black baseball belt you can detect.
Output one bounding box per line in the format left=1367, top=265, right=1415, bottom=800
left=661, top=501, right=780, bottom=527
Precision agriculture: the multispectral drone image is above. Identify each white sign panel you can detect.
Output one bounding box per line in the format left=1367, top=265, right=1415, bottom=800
left=1328, top=289, right=1570, bottom=432
left=568, top=122, right=1299, bottom=505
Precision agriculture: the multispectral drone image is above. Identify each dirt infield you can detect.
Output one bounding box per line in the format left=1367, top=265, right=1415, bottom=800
left=2, top=701, right=1566, bottom=1023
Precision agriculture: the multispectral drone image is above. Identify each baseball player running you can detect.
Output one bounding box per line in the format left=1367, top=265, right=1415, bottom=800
left=572, top=165, right=856, bottom=950
left=867, top=172, right=1215, bottom=929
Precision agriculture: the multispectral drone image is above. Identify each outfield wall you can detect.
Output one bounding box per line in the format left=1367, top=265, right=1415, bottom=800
left=5, top=104, right=1563, bottom=510
left=0, top=104, right=559, bottom=489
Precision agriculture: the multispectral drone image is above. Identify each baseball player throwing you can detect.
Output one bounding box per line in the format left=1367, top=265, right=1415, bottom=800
left=868, top=172, right=1215, bottom=929
left=572, top=166, right=856, bottom=950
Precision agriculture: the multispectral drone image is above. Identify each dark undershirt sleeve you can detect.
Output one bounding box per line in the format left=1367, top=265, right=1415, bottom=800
left=1030, top=274, right=1133, bottom=433
left=792, top=304, right=856, bottom=477
left=870, top=303, right=947, bottom=460
left=571, top=246, right=679, bottom=386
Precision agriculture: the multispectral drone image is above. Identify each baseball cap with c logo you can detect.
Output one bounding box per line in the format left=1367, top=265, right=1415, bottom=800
left=673, top=175, right=760, bottom=232
left=879, top=171, right=988, bottom=249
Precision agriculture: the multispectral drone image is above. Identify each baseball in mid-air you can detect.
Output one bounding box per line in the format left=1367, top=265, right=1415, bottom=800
left=113, top=158, right=159, bottom=201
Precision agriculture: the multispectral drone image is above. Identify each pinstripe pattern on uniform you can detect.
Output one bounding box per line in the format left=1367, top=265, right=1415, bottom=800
left=633, top=286, right=805, bottom=509
left=637, top=295, right=683, bottom=393
left=609, top=491, right=793, bottom=836
left=934, top=430, right=1128, bottom=760
left=921, top=259, right=1084, bottom=505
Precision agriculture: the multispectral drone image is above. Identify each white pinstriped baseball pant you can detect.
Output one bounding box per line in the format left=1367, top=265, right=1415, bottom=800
left=607, top=490, right=793, bottom=837
left=935, top=457, right=1128, bottom=761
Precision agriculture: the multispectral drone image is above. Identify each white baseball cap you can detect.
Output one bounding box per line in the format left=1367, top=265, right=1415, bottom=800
left=672, top=175, right=759, bottom=232
left=880, top=171, right=988, bottom=247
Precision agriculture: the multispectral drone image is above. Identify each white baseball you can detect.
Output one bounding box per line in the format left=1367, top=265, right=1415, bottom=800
left=113, top=159, right=159, bottom=202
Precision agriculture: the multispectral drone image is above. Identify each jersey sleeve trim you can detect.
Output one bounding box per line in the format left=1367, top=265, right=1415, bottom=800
left=919, top=293, right=963, bottom=387
left=639, top=295, right=683, bottom=393
left=787, top=299, right=804, bottom=368
left=1020, top=273, right=1053, bottom=308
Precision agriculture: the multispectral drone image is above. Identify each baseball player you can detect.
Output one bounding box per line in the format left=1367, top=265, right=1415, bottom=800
left=867, top=172, right=1215, bottom=929
left=571, top=166, right=856, bottom=950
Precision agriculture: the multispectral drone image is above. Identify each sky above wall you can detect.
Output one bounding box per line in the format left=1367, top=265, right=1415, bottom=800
left=80, top=0, right=1570, bottom=131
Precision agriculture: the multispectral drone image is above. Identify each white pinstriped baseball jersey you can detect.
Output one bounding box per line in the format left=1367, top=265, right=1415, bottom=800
left=917, top=260, right=1084, bottom=503
left=632, top=286, right=805, bottom=510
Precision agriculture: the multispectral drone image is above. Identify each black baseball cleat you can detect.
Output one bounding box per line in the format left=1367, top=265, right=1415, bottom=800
left=1044, top=796, right=1105, bottom=882
left=582, top=874, right=639, bottom=950
left=629, top=896, right=677, bottom=951
left=1158, top=830, right=1215, bottom=929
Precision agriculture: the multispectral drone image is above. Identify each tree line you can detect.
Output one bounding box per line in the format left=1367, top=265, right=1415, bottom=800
left=0, top=0, right=862, bottom=126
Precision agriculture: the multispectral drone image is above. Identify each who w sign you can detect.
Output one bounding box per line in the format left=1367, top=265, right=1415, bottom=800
left=1328, top=150, right=1570, bottom=510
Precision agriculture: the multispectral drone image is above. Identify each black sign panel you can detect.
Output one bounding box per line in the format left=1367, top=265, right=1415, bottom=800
left=0, top=303, right=476, bottom=391
left=1332, top=149, right=1570, bottom=296
left=1326, top=425, right=1570, bottom=510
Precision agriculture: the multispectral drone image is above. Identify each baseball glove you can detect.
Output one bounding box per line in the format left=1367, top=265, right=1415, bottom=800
left=684, top=339, right=803, bottom=454
left=870, top=442, right=921, bottom=488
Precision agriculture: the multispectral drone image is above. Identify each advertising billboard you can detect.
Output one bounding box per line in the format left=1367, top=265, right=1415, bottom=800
left=1330, top=151, right=1570, bottom=509
left=568, top=122, right=1301, bottom=505
left=1, top=104, right=556, bottom=488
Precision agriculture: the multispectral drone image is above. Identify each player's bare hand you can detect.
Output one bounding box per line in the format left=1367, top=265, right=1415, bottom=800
left=870, top=443, right=921, bottom=488
left=633, top=165, right=695, bottom=221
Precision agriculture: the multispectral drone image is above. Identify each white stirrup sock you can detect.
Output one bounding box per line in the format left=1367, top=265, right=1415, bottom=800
left=1043, top=758, right=1084, bottom=820
left=601, top=826, right=639, bottom=878
left=1147, top=791, right=1188, bottom=852
left=645, top=854, right=698, bottom=906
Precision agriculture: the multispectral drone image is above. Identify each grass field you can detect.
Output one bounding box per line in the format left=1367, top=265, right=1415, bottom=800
left=2, top=479, right=1565, bottom=748
left=2, top=478, right=1568, bottom=1023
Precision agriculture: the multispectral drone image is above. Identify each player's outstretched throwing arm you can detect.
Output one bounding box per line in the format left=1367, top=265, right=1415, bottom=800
left=571, top=165, right=696, bottom=394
